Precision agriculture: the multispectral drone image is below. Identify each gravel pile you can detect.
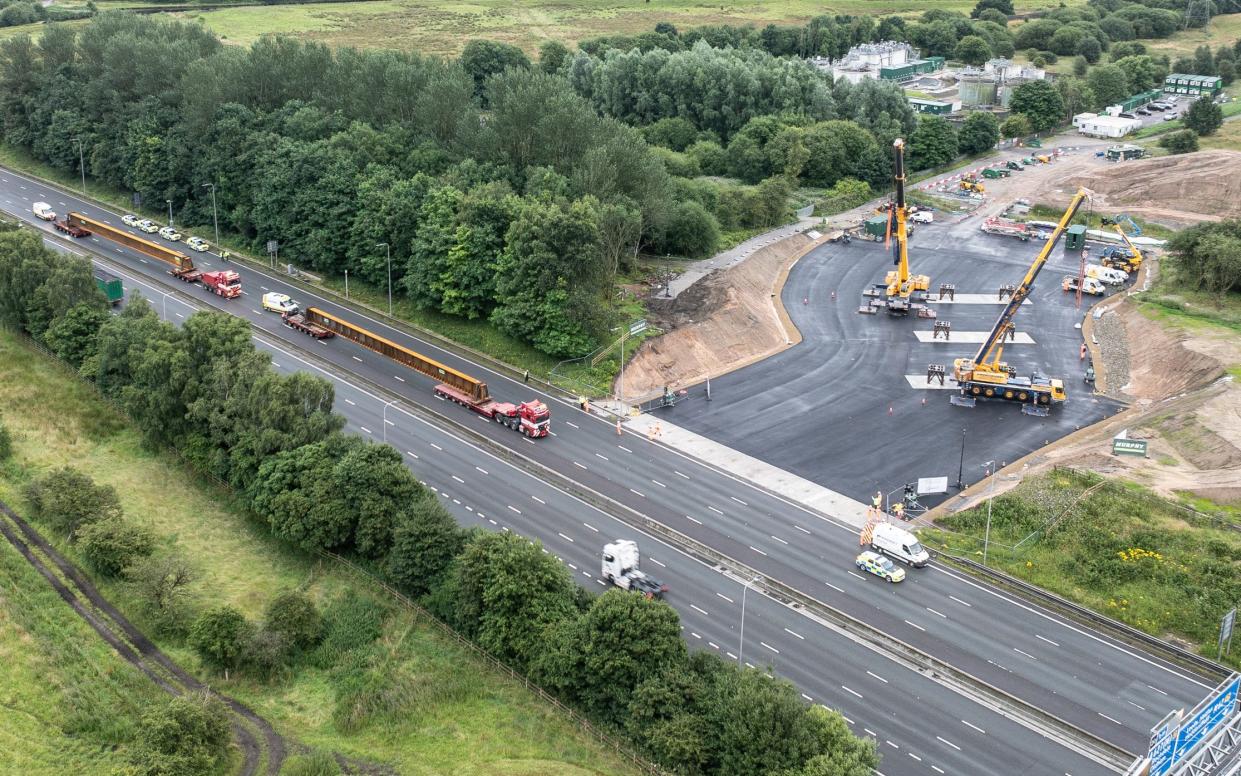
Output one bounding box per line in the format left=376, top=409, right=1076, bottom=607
left=1093, top=307, right=1130, bottom=399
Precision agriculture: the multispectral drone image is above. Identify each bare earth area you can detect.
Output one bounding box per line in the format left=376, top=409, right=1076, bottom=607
left=1058, top=149, right=1241, bottom=227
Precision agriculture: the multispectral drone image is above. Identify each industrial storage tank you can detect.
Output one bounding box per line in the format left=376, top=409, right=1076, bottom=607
left=958, top=69, right=998, bottom=107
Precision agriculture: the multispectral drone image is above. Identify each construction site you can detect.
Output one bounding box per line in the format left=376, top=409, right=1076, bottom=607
left=626, top=144, right=1241, bottom=511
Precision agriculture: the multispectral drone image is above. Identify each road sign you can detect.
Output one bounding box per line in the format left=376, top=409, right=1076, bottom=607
left=628, top=320, right=648, bottom=337
left=1221, top=608, right=1236, bottom=659
left=1149, top=710, right=1181, bottom=776
left=1149, top=674, right=1241, bottom=776
left=1113, top=437, right=1148, bottom=456
left=266, top=239, right=280, bottom=254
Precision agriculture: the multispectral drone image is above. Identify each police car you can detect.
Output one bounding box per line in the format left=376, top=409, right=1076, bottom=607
left=855, top=550, right=906, bottom=583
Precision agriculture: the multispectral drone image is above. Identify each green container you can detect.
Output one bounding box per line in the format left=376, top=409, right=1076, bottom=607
left=865, top=215, right=889, bottom=238
left=1065, top=224, right=1087, bottom=251
left=94, top=268, right=123, bottom=306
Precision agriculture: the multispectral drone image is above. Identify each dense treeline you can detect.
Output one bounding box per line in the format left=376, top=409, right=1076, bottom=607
left=0, top=226, right=879, bottom=776
left=0, top=0, right=92, bottom=28
left=1165, top=220, right=1241, bottom=297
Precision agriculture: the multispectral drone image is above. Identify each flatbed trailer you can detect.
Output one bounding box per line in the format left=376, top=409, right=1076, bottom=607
left=281, top=311, right=335, bottom=339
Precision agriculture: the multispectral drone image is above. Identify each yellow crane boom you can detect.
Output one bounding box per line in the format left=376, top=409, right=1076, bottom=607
left=861, top=138, right=930, bottom=316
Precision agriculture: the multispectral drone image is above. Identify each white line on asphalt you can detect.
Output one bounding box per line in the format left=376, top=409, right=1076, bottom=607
left=847, top=571, right=865, bottom=580
left=488, top=519, right=496, bottom=525
left=841, top=686, right=863, bottom=699
left=175, top=312, right=184, bottom=318
left=557, top=532, right=574, bottom=543
left=926, top=607, right=947, bottom=618
left=344, top=398, right=356, bottom=405
left=708, top=506, right=724, bottom=515
left=936, top=736, right=961, bottom=751
left=466, top=506, right=473, bottom=512
left=717, top=593, right=734, bottom=603
left=596, top=453, right=609, bottom=461
left=904, top=619, right=925, bottom=631
left=568, top=563, right=577, bottom=570
left=1128, top=701, right=1146, bottom=711
left=866, top=670, right=888, bottom=683
left=932, top=767, right=945, bottom=774
left=394, top=375, right=404, bottom=382
left=1036, top=634, right=1060, bottom=647
left=452, top=499, right=460, bottom=505
left=674, top=471, right=690, bottom=479
left=406, top=451, right=419, bottom=459
left=573, top=461, right=587, bottom=469
left=565, top=421, right=579, bottom=429
left=630, top=488, right=645, bottom=498
left=260, top=286, right=269, bottom=291
left=726, top=652, right=737, bottom=660
left=651, top=479, right=666, bottom=488
left=771, top=535, right=788, bottom=545
left=430, top=443, right=442, bottom=451
left=531, top=495, right=545, bottom=504
left=1147, top=684, right=1168, bottom=696
left=649, top=558, right=666, bottom=568
left=1013, top=647, right=1038, bottom=660
left=1098, top=712, right=1123, bottom=725
left=691, top=632, right=701, bottom=639
left=360, top=426, right=371, bottom=434
left=475, top=466, right=488, bottom=475
left=784, top=628, right=804, bottom=640
left=352, top=355, right=363, bottom=362
left=794, top=525, right=811, bottom=534
left=731, top=496, right=748, bottom=506
left=452, top=475, right=465, bottom=484
left=384, top=419, right=394, bottom=426
left=962, top=720, right=986, bottom=734
left=909, top=753, right=922, bottom=762
left=685, top=515, right=701, bottom=525
left=948, top=595, right=972, bottom=607
left=749, top=545, right=768, bottom=556
left=885, top=741, right=898, bottom=749
left=507, top=505, right=521, bottom=514
left=611, top=445, right=631, bottom=454
left=760, top=641, right=779, bottom=654
left=825, top=581, right=844, bottom=592
left=691, top=604, right=709, bottom=616
left=801, top=693, right=813, bottom=702
left=864, top=728, right=876, bottom=737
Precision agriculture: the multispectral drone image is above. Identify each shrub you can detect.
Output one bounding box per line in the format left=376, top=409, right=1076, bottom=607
left=189, top=606, right=252, bottom=674
left=280, top=751, right=342, bottom=776
left=126, top=554, right=196, bottom=637
left=242, top=627, right=290, bottom=682
left=265, top=590, right=323, bottom=653
left=78, top=516, right=155, bottom=577
left=330, top=645, right=418, bottom=733
left=1159, top=129, right=1199, bottom=155
left=310, top=590, right=389, bottom=669
left=0, top=417, right=11, bottom=461
left=23, top=466, right=123, bottom=538
left=128, top=692, right=231, bottom=776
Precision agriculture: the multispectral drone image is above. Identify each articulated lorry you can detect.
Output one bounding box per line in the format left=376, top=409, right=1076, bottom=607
left=601, top=540, right=668, bottom=599
left=93, top=268, right=123, bottom=306
left=65, top=212, right=241, bottom=298
left=303, top=307, right=551, bottom=438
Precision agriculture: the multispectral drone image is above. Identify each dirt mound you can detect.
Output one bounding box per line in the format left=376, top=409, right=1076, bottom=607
left=1116, top=302, right=1226, bottom=401
left=621, top=230, right=827, bottom=399
left=1059, top=150, right=1241, bottom=225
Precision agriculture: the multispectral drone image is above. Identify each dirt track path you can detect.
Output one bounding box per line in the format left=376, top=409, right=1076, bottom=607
left=0, top=500, right=285, bottom=775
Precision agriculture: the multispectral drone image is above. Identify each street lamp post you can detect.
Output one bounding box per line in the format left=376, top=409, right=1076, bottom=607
left=382, top=399, right=397, bottom=444
left=344, top=269, right=349, bottom=299
left=982, top=460, right=996, bottom=565
left=377, top=242, right=391, bottom=315
left=166, top=200, right=173, bottom=229
left=202, top=184, right=220, bottom=250
left=956, top=427, right=967, bottom=489
left=737, top=576, right=760, bottom=667
left=160, top=291, right=172, bottom=321
left=73, top=137, right=86, bottom=196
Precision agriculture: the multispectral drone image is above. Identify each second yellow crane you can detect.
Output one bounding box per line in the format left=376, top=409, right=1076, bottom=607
left=861, top=138, right=931, bottom=316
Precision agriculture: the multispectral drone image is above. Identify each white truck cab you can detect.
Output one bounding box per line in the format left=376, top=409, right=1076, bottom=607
left=602, top=540, right=667, bottom=599
left=870, top=523, right=930, bottom=568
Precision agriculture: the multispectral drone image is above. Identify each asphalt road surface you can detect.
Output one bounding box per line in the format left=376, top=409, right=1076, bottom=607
left=1, top=168, right=1211, bottom=772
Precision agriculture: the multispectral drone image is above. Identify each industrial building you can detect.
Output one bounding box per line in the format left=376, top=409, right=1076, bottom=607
left=909, top=98, right=956, bottom=115
left=1072, top=112, right=1142, bottom=138
left=881, top=57, right=945, bottom=82
left=956, top=59, right=1047, bottom=108
left=1163, top=73, right=1223, bottom=97
left=813, top=41, right=945, bottom=84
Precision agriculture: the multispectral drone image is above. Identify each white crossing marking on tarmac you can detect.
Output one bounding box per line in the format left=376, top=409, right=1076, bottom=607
left=630, top=488, right=645, bottom=497
left=573, top=461, right=587, bottom=469
left=731, top=496, right=748, bottom=506
left=394, top=375, right=404, bottom=382
left=1128, top=701, right=1146, bottom=711
left=507, top=505, right=521, bottom=514
left=451, top=475, right=465, bottom=484
left=618, top=445, right=632, bottom=452
left=708, top=506, right=724, bottom=515
left=557, top=532, right=574, bottom=542
left=847, top=571, right=865, bottom=580
left=1147, top=684, right=1168, bottom=695
left=384, top=419, right=394, bottom=426
left=531, top=495, right=545, bottom=504
left=802, top=693, right=813, bottom=702
left=651, top=479, right=666, bottom=488
left=675, top=471, right=690, bottom=479
left=1036, top=634, right=1060, bottom=647
left=825, top=581, right=844, bottom=592
left=352, top=355, right=363, bottom=362
left=749, top=545, right=768, bottom=556
left=932, top=767, right=945, bottom=774
left=909, top=753, right=922, bottom=762
left=914, top=330, right=1036, bottom=344
left=906, top=375, right=960, bottom=390
left=771, top=535, right=788, bottom=545
left=344, top=398, right=356, bottom=405
left=430, top=443, right=442, bottom=451
left=1013, top=647, right=1038, bottom=660
left=794, top=525, right=812, bottom=534
left=406, top=450, right=419, bottom=459
left=475, top=466, right=488, bottom=475
left=928, top=294, right=1033, bottom=305
left=708, top=642, right=719, bottom=649
left=565, top=421, right=579, bottom=429
left=596, top=453, right=609, bottom=461
left=1098, top=712, right=1123, bottom=725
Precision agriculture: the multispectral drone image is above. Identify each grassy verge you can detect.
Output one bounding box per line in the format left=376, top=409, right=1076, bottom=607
left=922, top=469, right=1241, bottom=668
left=0, top=328, right=641, bottom=775
left=1136, top=275, right=1241, bottom=333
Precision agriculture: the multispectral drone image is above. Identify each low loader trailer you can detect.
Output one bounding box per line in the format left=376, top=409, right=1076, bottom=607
left=280, top=310, right=335, bottom=339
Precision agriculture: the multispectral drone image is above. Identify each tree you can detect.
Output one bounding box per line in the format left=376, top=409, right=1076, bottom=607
left=1184, top=97, right=1223, bottom=136
left=1113, top=55, right=1162, bottom=94
left=43, top=302, right=108, bottom=369
left=957, top=111, right=999, bottom=155
left=129, top=692, right=231, bottom=776
left=908, top=116, right=958, bottom=169
left=1159, top=129, right=1199, bottom=154
left=775, top=707, right=879, bottom=776
left=1056, top=76, right=1097, bottom=121
left=384, top=495, right=465, bottom=597
left=1087, top=64, right=1130, bottom=110
left=459, top=39, right=531, bottom=98
left=1000, top=113, right=1032, bottom=139
left=1008, top=80, right=1066, bottom=132
left=190, top=606, right=252, bottom=674
left=23, top=466, right=122, bottom=538
left=954, top=35, right=992, bottom=66
left=78, top=517, right=155, bottom=577
left=126, top=554, right=196, bottom=636
left=1218, top=59, right=1236, bottom=86
left=971, top=0, right=1013, bottom=17
left=1165, top=220, right=1241, bottom=296
left=1076, top=36, right=1102, bottom=64
left=1073, top=55, right=1088, bottom=76
left=658, top=200, right=721, bottom=258
left=538, top=40, right=570, bottom=74
left=264, top=591, right=323, bottom=652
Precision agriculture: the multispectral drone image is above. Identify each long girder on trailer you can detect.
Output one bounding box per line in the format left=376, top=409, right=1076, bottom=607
left=66, top=212, right=196, bottom=273
left=304, top=307, right=491, bottom=404
left=968, top=187, right=1091, bottom=373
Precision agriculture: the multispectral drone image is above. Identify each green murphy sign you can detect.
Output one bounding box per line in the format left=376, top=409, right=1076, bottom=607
left=1113, top=438, right=1148, bottom=457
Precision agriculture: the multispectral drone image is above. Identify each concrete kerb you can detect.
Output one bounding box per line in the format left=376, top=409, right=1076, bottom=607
left=92, top=248, right=1133, bottom=771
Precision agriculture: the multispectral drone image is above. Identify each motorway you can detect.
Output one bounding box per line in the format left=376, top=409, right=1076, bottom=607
left=0, top=167, right=1213, bottom=773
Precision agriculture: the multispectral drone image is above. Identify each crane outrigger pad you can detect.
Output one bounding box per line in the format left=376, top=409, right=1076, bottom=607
left=1021, top=404, right=1050, bottom=417
left=949, top=394, right=977, bottom=408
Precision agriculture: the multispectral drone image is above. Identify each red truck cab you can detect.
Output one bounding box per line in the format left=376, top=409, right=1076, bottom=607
left=200, top=270, right=242, bottom=298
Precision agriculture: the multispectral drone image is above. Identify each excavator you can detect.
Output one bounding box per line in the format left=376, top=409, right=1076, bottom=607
left=860, top=139, right=930, bottom=316
left=951, top=187, right=1091, bottom=416
left=1099, top=215, right=1143, bottom=274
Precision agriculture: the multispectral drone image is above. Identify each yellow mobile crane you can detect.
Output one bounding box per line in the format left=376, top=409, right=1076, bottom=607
left=951, top=187, right=1091, bottom=416
left=861, top=139, right=930, bottom=316
left=1099, top=216, right=1143, bottom=274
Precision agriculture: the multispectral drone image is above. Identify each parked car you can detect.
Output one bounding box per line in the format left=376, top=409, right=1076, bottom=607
left=185, top=236, right=210, bottom=252
left=1119, top=112, right=1136, bottom=119
left=137, top=219, right=160, bottom=233
left=122, top=213, right=141, bottom=226
left=1165, top=112, right=1180, bottom=121
left=261, top=292, right=299, bottom=314
left=1137, top=108, right=1151, bottom=116
left=158, top=226, right=182, bottom=241
left=32, top=202, right=56, bottom=221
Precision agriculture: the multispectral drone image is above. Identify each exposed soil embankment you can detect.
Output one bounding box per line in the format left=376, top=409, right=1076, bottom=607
left=621, top=230, right=827, bottom=399
left=1058, top=150, right=1241, bottom=226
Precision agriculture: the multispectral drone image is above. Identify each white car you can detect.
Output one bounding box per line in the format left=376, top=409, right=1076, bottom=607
left=159, top=226, right=182, bottom=241
left=261, top=292, right=299, bottom=314
left=32, top=202, right=56, bottom=221
left=122, top=214, right=141, bottom=227
left=185, top=236, right=210, bottom=252
left=137, top=219, right=160, bottom=234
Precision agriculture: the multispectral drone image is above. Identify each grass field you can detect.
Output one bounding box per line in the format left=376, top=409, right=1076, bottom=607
left=923, top=468, right=1241, bottom=669
left=1142, top=12, right=1241, bottom=64
left=0, top=328, right=641, bottom=776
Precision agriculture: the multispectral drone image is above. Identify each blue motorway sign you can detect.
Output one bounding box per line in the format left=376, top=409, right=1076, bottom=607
left=1150, top=674, right=1240, bottom=776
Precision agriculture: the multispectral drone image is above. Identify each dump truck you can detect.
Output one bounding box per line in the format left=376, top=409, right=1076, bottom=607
left=982, top=167, right=1010, bottom=179
left=64, top=212, right=242, bottom=298
left=1062, top=275, right=1105, bottom=296
left=302, top=306, right=552, bottom=438
left=601, top=540, right=668, bottom=599
left=280, top=310, right=335, bottom=339
left=93, top=268, right=123, bottom=306
left=980, top=217, right=1031, bottom=241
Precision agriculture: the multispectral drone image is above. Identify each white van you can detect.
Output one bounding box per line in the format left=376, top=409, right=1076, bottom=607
left=1085, top=263, right=1127, bottom=285
left=870, top=523, right=930, bottom=568
left=32, top=202, right=56, bottom=221
left=910, top=210, right=933, bottom=224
